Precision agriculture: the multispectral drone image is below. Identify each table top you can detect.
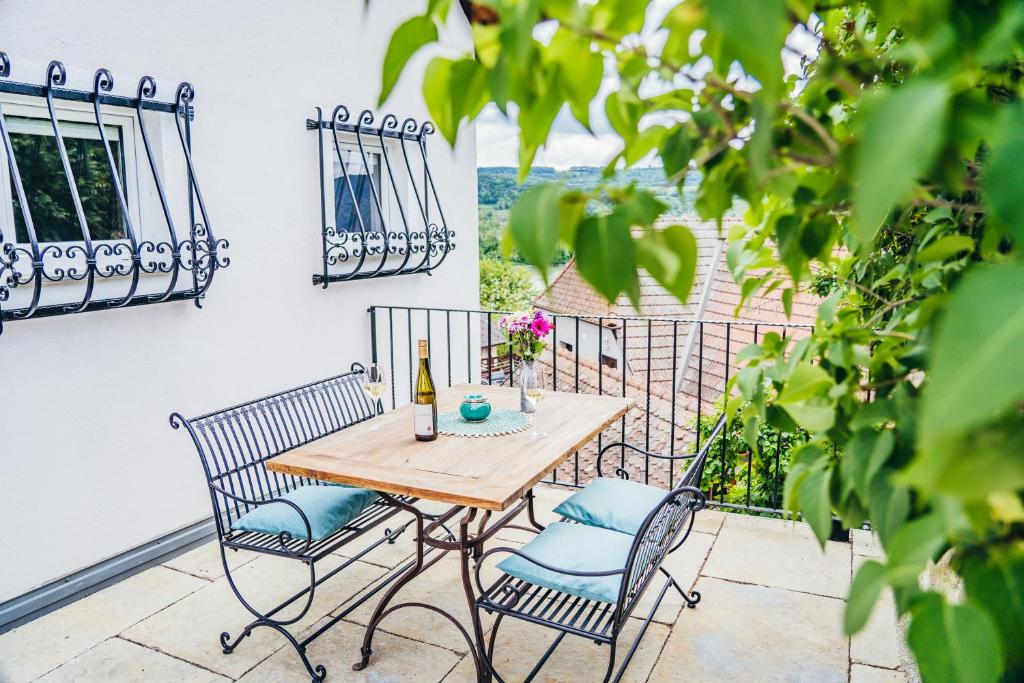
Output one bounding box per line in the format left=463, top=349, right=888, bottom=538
left=266, top=384, right=634, bottom=511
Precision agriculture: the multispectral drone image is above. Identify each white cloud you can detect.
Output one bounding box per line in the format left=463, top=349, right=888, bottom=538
left=476, top=105, right=623, bottom=168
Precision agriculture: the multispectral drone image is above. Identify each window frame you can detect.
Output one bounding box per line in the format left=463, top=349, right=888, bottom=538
left=327, top=130, right=399, bottom=236
left=0, top=95, right=143, bottom=250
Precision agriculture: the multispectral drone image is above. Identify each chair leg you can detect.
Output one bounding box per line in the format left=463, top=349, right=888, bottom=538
left=218, top=549, right=327, bottom=681
left=601, top=640, right=618, bottom=683
left=659, top=566, right=700, bottom=608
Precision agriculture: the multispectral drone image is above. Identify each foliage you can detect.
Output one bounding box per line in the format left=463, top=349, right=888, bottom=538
left=479, top=257, right=537, bottom=311
left=478, top=166, right=700, bottom=264
left=379, top=1, right=1024, bottom=679
left=692, top=400, right=807, bottom=511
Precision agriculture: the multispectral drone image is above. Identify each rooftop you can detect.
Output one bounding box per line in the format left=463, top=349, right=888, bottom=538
left=0, top=488, right=911, bottom=683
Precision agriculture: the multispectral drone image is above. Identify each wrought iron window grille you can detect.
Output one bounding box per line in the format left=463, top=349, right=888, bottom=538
left=0, top=53, right=229, bottom=335
left=306, top=106, right=454, bottom=286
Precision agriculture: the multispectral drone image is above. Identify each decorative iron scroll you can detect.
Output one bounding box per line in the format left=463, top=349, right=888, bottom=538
left=0, top=53, right=229, bottom=335
left=306, top=106, right=454, bottom=285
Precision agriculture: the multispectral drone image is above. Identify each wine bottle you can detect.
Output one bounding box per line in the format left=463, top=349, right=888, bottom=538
left=414, top=339, right=437, bottom=441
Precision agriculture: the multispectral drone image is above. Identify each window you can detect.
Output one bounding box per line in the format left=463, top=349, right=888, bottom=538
left=559, top=341, right=574, bottom=352
left=601, top=354, right=618, bottom=369
left=334, top=147, right=382, bottom=233
left=5, top=116, right=127, bottom=243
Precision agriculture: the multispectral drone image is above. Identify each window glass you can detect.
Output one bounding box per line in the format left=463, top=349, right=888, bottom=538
left=334, top=148, right=382, bottom=233
left=7, top=116, right=126, bottom=243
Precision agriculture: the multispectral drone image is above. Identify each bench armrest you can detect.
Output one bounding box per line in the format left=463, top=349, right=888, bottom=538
left=474, top=545, right=625, bottom=607
left=209, top=482, right=314, bottom=556
left=596, top=442, right=698, bottom=478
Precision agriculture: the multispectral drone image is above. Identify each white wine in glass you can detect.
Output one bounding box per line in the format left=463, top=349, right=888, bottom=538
left=524, top=368, right=548, bottom=438
left=362, top=364, right=388, bottom=426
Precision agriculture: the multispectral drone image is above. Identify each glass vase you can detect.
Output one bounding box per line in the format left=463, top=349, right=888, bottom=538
left=519, top=359, right=537, bottom=413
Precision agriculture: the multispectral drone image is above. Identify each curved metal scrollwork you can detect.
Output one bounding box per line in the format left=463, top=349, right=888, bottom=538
left=0, top=53, right=229, bottom=335
left=307, top=104, right=455, bottom=286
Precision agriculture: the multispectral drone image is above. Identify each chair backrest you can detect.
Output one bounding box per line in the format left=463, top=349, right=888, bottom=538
left=613, top=415, right=722, bottom=627
left=171, top=365, right=376, bottom=536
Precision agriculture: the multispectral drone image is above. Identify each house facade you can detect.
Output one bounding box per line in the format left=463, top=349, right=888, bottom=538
left=0, top=0, right=478, bottom=625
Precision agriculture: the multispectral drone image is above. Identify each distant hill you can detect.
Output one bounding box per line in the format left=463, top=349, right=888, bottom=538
left=478, top=166, right=698, bottom=214
left=477, top=166, right=699, bottom=264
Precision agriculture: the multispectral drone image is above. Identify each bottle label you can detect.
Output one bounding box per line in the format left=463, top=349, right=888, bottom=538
left=414, top=404, right=434, bottom=436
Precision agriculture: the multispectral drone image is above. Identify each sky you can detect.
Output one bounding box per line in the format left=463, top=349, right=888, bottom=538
left=476, top=3, right=820, bottom=169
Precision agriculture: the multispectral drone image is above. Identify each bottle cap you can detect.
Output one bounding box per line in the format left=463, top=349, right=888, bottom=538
left=418, top=339, right=428, bottom=358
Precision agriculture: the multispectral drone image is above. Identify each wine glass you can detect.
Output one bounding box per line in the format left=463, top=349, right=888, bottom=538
left=361, top=363, right=388, bottom=428
left=523, top=366, right=548, bottom=439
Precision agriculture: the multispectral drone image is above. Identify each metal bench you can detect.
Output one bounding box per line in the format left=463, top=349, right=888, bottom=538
left=170, top=365, right=418, bottom=682
left=472, top=416, right=722, bottom=683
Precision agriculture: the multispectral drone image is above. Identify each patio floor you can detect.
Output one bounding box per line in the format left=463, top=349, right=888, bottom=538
left=0, top=487, right=914, bottom=682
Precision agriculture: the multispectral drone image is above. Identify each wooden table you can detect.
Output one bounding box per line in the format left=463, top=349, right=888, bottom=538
left=268, top=384, right=634, bottom=511
left=267, top=384, right=634, bottom=681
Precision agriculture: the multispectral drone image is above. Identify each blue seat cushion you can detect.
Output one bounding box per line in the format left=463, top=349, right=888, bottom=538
left=553, top=477, right=666, bottom=536
left=230, top=485, right=379, bottom=542
left=496, top=522, right=633, bottom=603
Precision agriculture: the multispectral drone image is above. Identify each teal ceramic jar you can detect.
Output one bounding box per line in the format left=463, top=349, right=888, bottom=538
left=459, top=394, right=491, bottom=422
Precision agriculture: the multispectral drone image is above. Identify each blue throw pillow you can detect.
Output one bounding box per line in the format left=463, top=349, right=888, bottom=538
left=553, top=477, right=666, bottom=536
left=496, top=522, right=634, bottom=603
left=231, top=485, right=378, bottom=541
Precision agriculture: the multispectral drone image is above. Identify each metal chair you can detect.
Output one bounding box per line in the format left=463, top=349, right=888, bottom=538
left=170, top=365, right=418, bottom=682
left=472, top=416, right=723, bottom=683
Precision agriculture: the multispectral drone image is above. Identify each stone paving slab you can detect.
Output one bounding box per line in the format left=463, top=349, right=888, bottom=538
left=0, top=566, right=206, bottom=683
left=633, top=530, right=715, bottom=625
left=122, top=554, right=386, bottom=679
left=701, top=514, right=852, bottom=598
left=35, top=637, right=228, bottom=682
left=649, top=576, right=848, bottom=683
left=851, top=529, right=883, bottom=559
left=851, top=664, right=909, bottom=682
left=339, top=552, right=508, bottom=654
left=851, top=558, right=901, bottom=670
left=443, top=612, right=670, bottom=683
left=238, top=616, right=460, bottom=683
left=164, top=543, right=259, bottom=582
left=6, top=504, right=914, bottom=683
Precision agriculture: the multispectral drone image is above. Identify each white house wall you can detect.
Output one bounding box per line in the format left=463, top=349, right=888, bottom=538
left=0, top=0, right=478, bottom=602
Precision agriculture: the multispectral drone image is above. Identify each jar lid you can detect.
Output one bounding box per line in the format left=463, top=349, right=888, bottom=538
left=463, top=393, right=488, bottom=403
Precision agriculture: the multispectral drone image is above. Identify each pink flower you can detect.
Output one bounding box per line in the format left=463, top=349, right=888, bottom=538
left=530, top=314, right=552, bottom=338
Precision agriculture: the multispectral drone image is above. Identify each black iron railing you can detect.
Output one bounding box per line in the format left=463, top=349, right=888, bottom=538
left=306, top=107, right=454, bottom=286
left=368, top=305, right=815, bottom=516
left=0, top=53, right=229, bottom=335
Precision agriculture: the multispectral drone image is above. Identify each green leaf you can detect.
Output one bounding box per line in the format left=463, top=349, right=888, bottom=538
left=868, top=476, right=911, bottom=546
left=978, top=120, right=1024, bottom=245
left=841, top=428, right=895, bottom=496
left=621, top=190, right=667, bottom=226
left=908, top=594, right=1003, bottom=683
left=916, top=235, right=974, bottom=263
left=574, top=209, right=636, bottom=302
left=918, top=263, right=1024, bottom=457
left=704, top=0, right=786, bottom=96
left=798, top=466, right=833, bottom=544
left=635, top=224, right=698, bottom=304
left=379, top=15, right=438, bottom=106
left=962, top=547, right=1024, bottom=673
left=423, top=58, right=456, bottom=146
left=508, top=183, right=565, bottom=278
left=661, top=126, right=695, bottom=180
left=886, top=512, right=946, bottom=586
left=422, top=58, right=488, bottom=147
left=851, top=80, right=950, bottom=245
left=777, top=362, right=833, bottom=404
left=846, top=560, right=888, bottom=635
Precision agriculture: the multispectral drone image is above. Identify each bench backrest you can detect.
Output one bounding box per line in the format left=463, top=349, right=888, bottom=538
left=171, top=366, right=376, bottom=537
left=615, top=412, right=723, bottom=626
